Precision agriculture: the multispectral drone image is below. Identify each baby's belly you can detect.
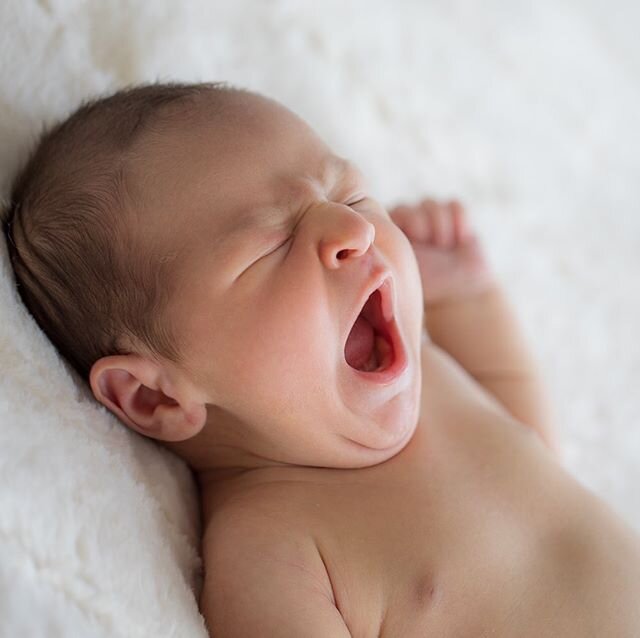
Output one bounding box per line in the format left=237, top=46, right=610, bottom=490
left=304, top=412, right=640, bottom=637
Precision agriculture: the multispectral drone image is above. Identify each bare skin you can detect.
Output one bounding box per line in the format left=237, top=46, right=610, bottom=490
left=86, top=94, right=640, bottom=636
left=198, top=202, right=640, bottom=636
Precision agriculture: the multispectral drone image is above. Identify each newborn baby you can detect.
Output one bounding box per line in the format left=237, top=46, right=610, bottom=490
left=4, top=82, right=640, bottom=636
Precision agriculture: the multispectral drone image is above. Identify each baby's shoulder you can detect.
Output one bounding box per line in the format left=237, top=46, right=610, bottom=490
left=203, top=494, right=313, bottom=561
left=200, top=483, right=336, bottom=622
left=201, top=473, right=321, bottom=567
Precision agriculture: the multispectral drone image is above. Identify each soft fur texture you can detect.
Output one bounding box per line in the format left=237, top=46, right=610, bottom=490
left=1, top=1, right=639, bottom=635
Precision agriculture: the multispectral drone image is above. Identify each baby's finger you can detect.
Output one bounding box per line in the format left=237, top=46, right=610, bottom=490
left=406, top=209, right=430, bottom=242
left=425, top=201, right=454, bottom=248
left=389, top=204, right=431, bottom=242
left=450, top=200, right=472, bottom=244
left=388, top=203, right=412, bottom=220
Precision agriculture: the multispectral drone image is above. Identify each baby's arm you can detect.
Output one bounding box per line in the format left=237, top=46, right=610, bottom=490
left=200, top=509, right=350, bottom=637
left=424, top=286, right=559, bottom=454
left=390, top=199, right=558, bottom=455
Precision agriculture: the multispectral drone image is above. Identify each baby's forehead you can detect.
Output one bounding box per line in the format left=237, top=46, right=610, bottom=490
left=128, top=98, right=366, bottom=251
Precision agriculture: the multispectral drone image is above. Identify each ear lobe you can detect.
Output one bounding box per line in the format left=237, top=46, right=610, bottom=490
left=89, top=354, right=206, bottom=442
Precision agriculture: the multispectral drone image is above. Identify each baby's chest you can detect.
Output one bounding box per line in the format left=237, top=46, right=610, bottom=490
left=310, top=480, right=548, bottom=637
left=301, top=429, right=602, bottom=637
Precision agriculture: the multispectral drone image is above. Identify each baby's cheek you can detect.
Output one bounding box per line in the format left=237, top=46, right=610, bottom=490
left=396, top=236, right=423, bottom=292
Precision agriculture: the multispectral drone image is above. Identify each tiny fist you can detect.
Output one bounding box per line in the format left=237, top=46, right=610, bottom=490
left=390, top=197, right=469, bottom=248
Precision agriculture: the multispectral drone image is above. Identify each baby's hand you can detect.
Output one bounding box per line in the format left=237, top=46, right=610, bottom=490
left=389, top=198, right=495, bottom=305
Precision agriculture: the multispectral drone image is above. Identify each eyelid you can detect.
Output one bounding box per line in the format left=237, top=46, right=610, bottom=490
left=268, top=234, right=293, bottom=255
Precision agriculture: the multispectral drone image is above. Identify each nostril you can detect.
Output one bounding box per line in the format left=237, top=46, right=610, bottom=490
left=337, top=249, right=350, bottom=260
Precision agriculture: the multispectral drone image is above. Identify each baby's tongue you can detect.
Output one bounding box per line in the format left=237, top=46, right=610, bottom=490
left=344, top=315, right=375, bottom=369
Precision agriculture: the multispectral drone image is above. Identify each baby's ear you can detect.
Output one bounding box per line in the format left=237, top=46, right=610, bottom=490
left=89, top=354, right=207, bottom=442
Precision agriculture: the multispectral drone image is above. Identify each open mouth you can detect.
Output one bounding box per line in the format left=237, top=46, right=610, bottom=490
left=344, top=288, right=396, bottom=374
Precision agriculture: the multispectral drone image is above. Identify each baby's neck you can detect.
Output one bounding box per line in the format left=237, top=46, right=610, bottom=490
left=197, top=459, right=292, bottom=528
left=195, top=450, right=296, bottom=503
left=163, top=405, right=292, bottom=477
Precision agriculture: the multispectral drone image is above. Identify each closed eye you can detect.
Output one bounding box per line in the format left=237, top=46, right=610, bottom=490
left=276, top=235, right=292, bottom=250
left=264, top=234, right=292, bottom=257
left=234, top=234, right=293, bottom=282
left=256, top=197, right=368, bottom=264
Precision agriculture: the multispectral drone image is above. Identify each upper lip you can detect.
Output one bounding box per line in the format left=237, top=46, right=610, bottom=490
left=344, top=268, right=395, bottom=348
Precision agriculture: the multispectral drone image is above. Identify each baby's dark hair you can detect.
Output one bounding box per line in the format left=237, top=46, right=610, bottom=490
left=2, top=80, right=242, bottom=382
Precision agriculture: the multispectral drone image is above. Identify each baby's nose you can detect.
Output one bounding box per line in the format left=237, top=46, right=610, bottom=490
left=318, top=204, right=375, bottom=269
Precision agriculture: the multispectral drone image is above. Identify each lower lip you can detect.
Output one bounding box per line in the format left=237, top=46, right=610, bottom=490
left=349, top=318, right=408, bottom=385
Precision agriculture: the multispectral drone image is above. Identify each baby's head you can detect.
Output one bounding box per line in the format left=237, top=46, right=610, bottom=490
left=3, top=82, right=424, bottom=472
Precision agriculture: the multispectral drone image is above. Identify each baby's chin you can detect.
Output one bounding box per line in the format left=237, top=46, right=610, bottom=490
left=336, top=331, right=423, bottom=466
left=335, top=396, right=421, bottom=468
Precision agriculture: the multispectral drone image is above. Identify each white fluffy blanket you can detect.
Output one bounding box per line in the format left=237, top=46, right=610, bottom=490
left=1, top=1, right=639, bottom=635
